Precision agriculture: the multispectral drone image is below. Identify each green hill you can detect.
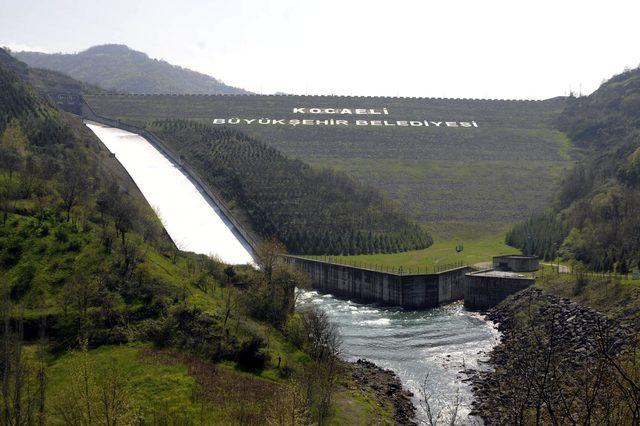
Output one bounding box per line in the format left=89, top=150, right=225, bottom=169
left=148, top=119, right=432, bottom=255
left=13, top=44, right=248, bottom=95
left=0, top=48, right=396, bottom=424
left=507, top=66, right=640, bottom=272
left=84, top=93, right=573, bottom=229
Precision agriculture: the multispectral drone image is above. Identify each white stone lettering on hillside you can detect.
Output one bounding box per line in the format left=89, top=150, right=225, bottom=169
left=212, top=117, right=479, bottom=128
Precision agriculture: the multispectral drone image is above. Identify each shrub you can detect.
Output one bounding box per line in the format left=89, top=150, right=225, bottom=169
left=236, top=334, right=268, bottom=371
left=10, top=259, right=36, bottom=300
left=283, top=313, right=306, bottom=348
left=0, top=235, right=22, bottom=267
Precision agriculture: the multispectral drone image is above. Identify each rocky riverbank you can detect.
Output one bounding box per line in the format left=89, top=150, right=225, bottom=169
left=347, top=359, right=417, bottom=425
left=466, top=287, right=634, bottom=424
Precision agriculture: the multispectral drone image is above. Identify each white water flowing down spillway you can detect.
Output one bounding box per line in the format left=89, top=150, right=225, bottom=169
left=86, top=122, right=254, bottom=265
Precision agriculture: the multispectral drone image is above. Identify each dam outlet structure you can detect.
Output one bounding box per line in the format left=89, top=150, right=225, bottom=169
left=287, top=256, right=535, bottom=310
left=285, top=256, right=474, bottom=309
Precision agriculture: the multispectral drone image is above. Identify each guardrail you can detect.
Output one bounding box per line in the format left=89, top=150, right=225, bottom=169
left=79, top=97, right=260, bottom=256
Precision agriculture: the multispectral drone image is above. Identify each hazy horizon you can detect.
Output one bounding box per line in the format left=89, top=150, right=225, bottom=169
left=2, top=0, right=639, bottom=99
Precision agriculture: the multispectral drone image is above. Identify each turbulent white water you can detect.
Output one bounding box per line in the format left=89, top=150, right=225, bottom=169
left=86, top=122, right=254, bottom=265
left=297, top=290, right=499, bottom=422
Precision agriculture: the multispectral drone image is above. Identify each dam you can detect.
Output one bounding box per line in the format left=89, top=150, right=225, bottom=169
left=80, top=109, right=500, bottom=423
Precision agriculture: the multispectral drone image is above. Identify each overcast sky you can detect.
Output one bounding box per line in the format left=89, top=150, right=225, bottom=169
left=1, top=0, right=639, bottom=99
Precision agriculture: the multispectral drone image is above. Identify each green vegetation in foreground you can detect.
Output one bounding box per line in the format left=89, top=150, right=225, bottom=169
left=308, top=222, right=517, bottom=271
left=45, top=344, right=200, bottom=422
left=42, top=343, right=396, bottom=425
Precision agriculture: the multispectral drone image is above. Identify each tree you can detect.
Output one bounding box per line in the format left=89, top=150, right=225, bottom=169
left=0, top=279, right=46, bottom=425
left=0, top=120, right=27, bottom=183
left=299, top=306, right=342, bottom=424
left=266, top=381, right=311, bottom=425
left=222, top=286, right=237, bottom=331
left=59, top=156, right=89, bottom=221
left=419, top=375, right=462, bottom=426
left=223, top=265, right=236, bottom=284
left=0, top=146, right=22, bottom=183
left=51, top=342, right=141, bottom=425
left=256, top=237, right=287, bottom=283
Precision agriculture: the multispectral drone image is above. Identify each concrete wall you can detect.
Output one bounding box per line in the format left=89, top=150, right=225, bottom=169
left=287, top=256, right=473, bottom=309
left=463, top=271, right=534, bottom=311
left=493, top=255, right=539, bottom=272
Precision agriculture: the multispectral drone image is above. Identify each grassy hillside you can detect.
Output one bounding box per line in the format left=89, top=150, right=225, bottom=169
left=508, top=66, right=640, bottom=272
left=84, top=93, right=573, bottom=228
left=313, top=233, right=515, bottom=272
left=0, top=49, right=397, bottom=424
left=14, top=44, right=248, bottom=95
left=147, top=119, right=432, bottom=256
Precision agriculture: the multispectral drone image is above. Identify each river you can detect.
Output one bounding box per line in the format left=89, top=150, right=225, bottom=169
left=87, top=122, right=497, bottom=423
left=297, top=289, right=498, bottom=422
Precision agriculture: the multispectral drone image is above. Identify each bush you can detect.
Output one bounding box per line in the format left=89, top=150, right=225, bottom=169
left=148, top=306, right=246, bottom=363
left=54, top=225, right=69, bottom=243
left=147, top=316, right=175, bottom=349
left=236, top=334, right=268, bottom=371
left=0, top=235, right=22, bottom=267
left=283, top=313, right=306, bottom=348
left=10, top=259, right=36, bottom=300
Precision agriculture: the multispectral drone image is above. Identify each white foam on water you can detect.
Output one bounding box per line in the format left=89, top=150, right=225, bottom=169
left=362, top=318, right=392, bottom=326
left=296, top=288, right=498, bottom=423
left=86, top=122, right=254, bottom=265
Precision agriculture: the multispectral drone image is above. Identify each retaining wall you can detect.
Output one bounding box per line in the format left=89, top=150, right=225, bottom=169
left=286, top=256, right=473, bottom=309
left=493, top=255, right=539, bottom=272
left=464, top=270, right=534, bottom=311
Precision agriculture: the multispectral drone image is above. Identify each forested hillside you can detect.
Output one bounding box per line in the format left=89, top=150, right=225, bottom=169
left=148, top=119, right=433, bottom=255
left=0, top=49, right=398, bottom=424
left=508, top=66, right=640, bottom=272
left=14, top=44, right=248, bottom=95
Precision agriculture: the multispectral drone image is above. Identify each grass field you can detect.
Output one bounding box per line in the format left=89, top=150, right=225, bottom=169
left=309, top=222, right=517, bottom=271
left=42, top=343, right=396, bottom=424
left=45, top=344, right=203, bottom=422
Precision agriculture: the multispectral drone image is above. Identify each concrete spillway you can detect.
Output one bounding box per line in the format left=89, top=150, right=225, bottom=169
left=86, top=122, right=254, bottom=265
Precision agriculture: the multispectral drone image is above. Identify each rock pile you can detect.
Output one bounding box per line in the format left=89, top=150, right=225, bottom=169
left=349, top=359, right=417, bottom=425
left=467, top=287, right=634, bottom=423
